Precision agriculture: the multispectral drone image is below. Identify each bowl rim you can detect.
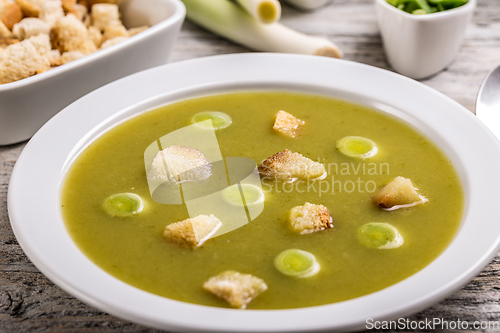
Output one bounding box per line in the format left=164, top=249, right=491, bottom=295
left=374, top=0, right=476, bottom=20
left=8, top=53, right=500, bottom=332
left=0, top=0, right=186, bottom=92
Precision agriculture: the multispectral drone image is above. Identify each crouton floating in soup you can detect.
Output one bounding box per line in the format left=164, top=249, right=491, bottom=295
left=289, top=202, right=333, bottom=234
left=150, top=145, right=212, bottom=184
left=273, top=110, right=304, bottom=138
left=258, top=149, right=326, bottom=181
left=203, top=271, right=267, bottom=309
left=373, top=176, right=428, bottom=211
left=163, top=214, right=222, bottom=249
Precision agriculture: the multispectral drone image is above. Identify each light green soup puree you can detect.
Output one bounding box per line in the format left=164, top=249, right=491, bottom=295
left=61, top=92, right=464, bottom=309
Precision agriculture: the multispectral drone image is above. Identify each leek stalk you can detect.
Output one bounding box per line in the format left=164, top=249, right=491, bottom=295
left=182, top=0, right=342, bottom=58
left=234, top=0, right=281, bottom=24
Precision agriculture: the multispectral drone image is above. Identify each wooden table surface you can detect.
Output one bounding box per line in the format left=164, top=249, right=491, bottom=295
left=1, top=0, right=500, bottom=332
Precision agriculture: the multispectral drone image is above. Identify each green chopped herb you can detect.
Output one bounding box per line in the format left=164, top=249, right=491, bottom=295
left=387, top=0, right=468, bottom=14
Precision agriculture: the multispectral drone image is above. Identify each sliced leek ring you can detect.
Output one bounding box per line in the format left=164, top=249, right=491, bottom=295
left=336, top=136, right=378, bottom=159
left=191, top=111, right=232, bottom=130
left=274, top=249, right=320, bottom=278
left=103, top=193, right=144, bottom=217
left=357, top=222, right=404, bottom=249
left=222, top=184, right=265, bottom=207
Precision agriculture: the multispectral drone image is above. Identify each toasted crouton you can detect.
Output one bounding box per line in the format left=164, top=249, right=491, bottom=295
left=13, top=18, right=50, bottom=39
left=0, top=38, right=17, bottom=56
left=51, top=14, right=96, bottom=54
left=26, top=33, right=50, bottom=55
left=0, top=38, right=50, bottom=84
left=47, top=48, right=61, bottom=66
left=15, top=0, right=43, bottom=17
left=128, top=25, right=148, bottom=37
left=90, top=3, right=119, bottom=31
left=60, top=50, right=83, bottom=63
left=150, top=145, right=212, bottom=184
left=61, top=0, right=76, bottom=13
left=258, top=149, right=326, bottom=180
left=289, top=202, right=333, bottom=234
left=0, top=37, right=19, bottom=47
left=73, top=3, right=87, bottom=20
left=39, top=0, right=64, bottom=27
left=0, top=19, right=12, bottom=37
left=87, top=25, right=101, bottom=46
left=273, top=110, right=305, bottom=138
left=203, top=271, right=267, bottom=309
left=88, top=0, right=122, bottom=7
left=0, top=0, right=23, bottom=29
left=102, top=23, right=127, bottom=41
left=373, top=176, right=428, bottom=211
left=163, top=214, right=222, bottom=249
left=99, top=34, right=124, bottom=48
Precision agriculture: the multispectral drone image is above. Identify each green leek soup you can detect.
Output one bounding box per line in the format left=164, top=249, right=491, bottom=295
left=61, top=91, right=464, bottom=309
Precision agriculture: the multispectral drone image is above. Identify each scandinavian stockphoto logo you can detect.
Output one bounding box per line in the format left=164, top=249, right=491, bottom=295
left=143, top=120, right=264, bottom=238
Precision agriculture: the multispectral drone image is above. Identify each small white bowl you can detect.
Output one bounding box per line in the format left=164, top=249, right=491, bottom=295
left=0, top=0, right=185, bottom=146
left=283, top=0, right=331, bottom=11
left=375, top=0, right=475, bottom=79
left=8, top=53, right=500, bottom=332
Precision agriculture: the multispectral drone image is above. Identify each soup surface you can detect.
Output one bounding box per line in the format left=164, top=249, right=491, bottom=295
left=61, top=91, right=464, bottom=309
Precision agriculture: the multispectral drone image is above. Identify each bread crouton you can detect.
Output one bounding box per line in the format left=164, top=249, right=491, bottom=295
left=88, top=0, right=122, bottom=7
left=87, top=25, right=101, bottom=47
left=70, top=2, right=87, bottom=20
left=51, top=14, right=96, bottom=54
left=203, top=271, right=267, bottom=309
left=372, top=176, right=428, bottom=211
left=273, top=110, right=305, bottom=138
left=0, top=37, right=17, bottom=55
left=163, top=214, right=222, bottom=249
left=47, top=48, right=60, bottom=66
left=102, top=23, right=127, bottom=41
left=289, top=202, right=333, bottom=234
left=150, top=145, right=212, bottom=184
left=39, top=0, right=64, bottom=26
left=99, top=34, right=124, bottom=48
left=128, top=25, right=148, bottom=37
left=13, top=17, right=50, bottom=39
left=0, top=19, right=12, bottom=37
left=0, top=38, right=50, bottom=84
left=258, top=149, right=326, bottom=181
left=0, top=37, right=19, bottom=47
left=61, top=0, right=76, bottom=14
left=26, top=32, right=50, bottom=55
left=15, top=0, right=44, bottom=17
left=90, top=3, right=119, bottom=31
left=0, top=0, right=23, bottom=29
left=74, top=3, right=89, bottom=23
left=60, top=50, right=83, bottom=63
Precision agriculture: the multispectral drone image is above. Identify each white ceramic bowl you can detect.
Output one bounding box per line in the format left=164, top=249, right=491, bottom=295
left=0, top=0, right=185, bottom=146
left=375, top=0, right=475, bottom=80
left=282, top=0, right=331, bottom=11
left=8, top=53, right=500, bottom=332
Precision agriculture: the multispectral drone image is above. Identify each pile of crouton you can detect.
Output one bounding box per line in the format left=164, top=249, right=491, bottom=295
left=0, top=0, right=148, bottom=84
